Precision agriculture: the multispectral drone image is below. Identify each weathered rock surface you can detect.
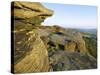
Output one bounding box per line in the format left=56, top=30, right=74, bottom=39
left=36, top=26, right=87, bottom=54
left=49, top=51, right=97, bottom=71
left=14, top=30, right=49, bottom=73
left=83, top=33, right=97, bottom=58
left=12, top=1, right=53, bottom=25
left=12, top=1, right=97, bottom=74
left=12, top=1, right=53, bottom=73
left=36, top=26, right=97, bottom=71
left=64, top=41, right=76, bottom=52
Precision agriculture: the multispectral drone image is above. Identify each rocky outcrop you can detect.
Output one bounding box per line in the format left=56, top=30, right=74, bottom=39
left=35, top=26, right=97, bottom=71
left=12, top=1, right=97, bottom=74
left=12, top=1, right=53, bottom=25
left=37, top=26, right=87, bottom=54
left=74, top=32, right=87, bottom=53
left=12, top=1, right=53, bottom=73
left=49, top=51, right=97, bottom=71
left=83, top=34, right=97, bottom=58
left=64, top=41, right=76, bottom=52
left=14, top=30, right=50, bottom=73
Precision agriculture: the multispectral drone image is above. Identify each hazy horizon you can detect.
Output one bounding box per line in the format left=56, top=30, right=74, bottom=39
left=42, top=3, right=97, bottom=29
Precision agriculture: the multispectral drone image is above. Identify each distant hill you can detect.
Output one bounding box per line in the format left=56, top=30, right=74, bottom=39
left=76, top=29, right=97, bottom=35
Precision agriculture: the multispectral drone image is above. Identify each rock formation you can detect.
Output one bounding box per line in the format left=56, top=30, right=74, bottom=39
left=37, top=26, right=87, bottom=54
left=11, top=1, right=97, bottom=74
left=49, top=51, right=97, bottom=71
left=11, top=1, right=53, bottom=73
left=12, top=1, right=53, bottom=25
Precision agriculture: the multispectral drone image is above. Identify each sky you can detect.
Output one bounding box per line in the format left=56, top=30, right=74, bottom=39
left=42, top=3, right=97, bottom=29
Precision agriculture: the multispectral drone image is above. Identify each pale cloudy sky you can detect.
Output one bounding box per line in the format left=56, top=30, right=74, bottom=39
left=42, top=3, right=97, bottom=29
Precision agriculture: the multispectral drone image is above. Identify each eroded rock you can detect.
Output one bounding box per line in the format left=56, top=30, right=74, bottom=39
left=11, top=1, right=97, bottom=73
left=49, top=51, right=97, bottom=71
left=12, top=1, right=53, bottom=73
left=14, top=30, right=49, bottom=73
left=11, top=1, right=53, bottom=25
